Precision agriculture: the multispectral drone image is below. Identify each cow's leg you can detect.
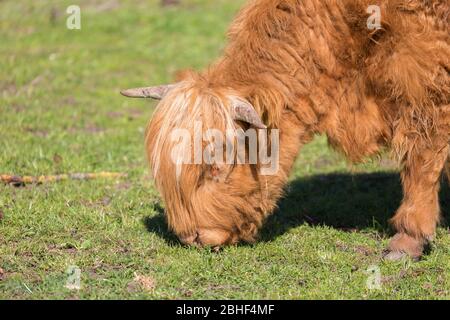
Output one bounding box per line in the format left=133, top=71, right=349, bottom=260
left=385, top=139, right=449, bottom=260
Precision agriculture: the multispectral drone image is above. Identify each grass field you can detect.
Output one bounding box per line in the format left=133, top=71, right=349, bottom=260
left=1, top=0, right=449, bottom=300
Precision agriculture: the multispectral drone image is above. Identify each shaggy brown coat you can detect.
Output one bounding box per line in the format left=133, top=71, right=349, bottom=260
left=138, top=0, right=450, bottom=259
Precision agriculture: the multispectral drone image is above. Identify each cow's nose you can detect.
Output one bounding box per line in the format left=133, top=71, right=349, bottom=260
left=196, top=228, right=231, bottom=247
left=179, top=232, right=199, bottom=246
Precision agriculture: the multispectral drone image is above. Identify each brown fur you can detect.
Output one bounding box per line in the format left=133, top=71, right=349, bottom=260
left=145, top=0, right=450, bottom=257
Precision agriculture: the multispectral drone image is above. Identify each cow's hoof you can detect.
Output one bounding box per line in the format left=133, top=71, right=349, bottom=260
left=383, top=250, right=409, bottom=261
left=385, top=233, right=424, bottom=261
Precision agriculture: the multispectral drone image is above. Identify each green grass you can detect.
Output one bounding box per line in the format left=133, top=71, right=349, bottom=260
left=1, top=0, right=449, bottom=300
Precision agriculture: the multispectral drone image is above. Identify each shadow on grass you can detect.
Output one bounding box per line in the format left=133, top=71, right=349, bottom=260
left=260, top=172, right=400, bottom=241
left=143, top=172, right=450, bottom=244
left=142, top=203, right=182, bottom=246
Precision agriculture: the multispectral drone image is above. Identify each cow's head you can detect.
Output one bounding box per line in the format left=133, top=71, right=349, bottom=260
left=122, top=72, right=279, bottom=248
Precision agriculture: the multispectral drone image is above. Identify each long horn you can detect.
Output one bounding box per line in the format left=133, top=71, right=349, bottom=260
left=120, top=84, right=174, bottom=100
left=231, top=99, right=266, bottom=129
